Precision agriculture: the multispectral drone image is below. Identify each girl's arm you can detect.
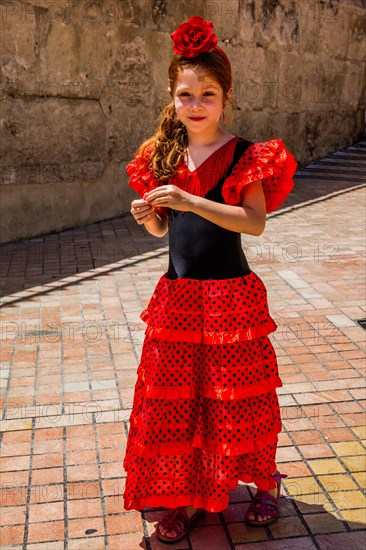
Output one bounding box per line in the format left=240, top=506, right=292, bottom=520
left=144, top=210, right=169, bottom=238
left=131, top=198, right=168, bottom=238
left=189, top=180, right=266, bottom=236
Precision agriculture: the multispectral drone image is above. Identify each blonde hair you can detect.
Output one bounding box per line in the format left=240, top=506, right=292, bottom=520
left=137, top=50, right=236, bottom=182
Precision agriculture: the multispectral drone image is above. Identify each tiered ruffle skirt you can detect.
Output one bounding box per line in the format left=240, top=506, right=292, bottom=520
left=123, top=270, right=283, bottom=513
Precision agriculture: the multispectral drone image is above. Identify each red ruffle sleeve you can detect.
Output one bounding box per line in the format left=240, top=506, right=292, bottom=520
left=221, top=139, right=297, bottom=213
left=125, top=144, right=170, bottom=221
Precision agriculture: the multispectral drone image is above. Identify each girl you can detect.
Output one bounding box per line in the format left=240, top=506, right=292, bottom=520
left=123, top=15, right=298, bottom=544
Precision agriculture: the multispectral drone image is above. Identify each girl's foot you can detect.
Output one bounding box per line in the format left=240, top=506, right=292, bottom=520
left=156, top=505, right=204, bottom=543
left=245, top=469, right=288, bottom=526
left=246, top=484, right=277, bottom=522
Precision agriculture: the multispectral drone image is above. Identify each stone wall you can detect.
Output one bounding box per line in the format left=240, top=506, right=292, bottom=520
left=0, top=0, right=365, bottom=243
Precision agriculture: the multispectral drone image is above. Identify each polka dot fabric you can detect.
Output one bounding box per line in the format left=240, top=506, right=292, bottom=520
left=123, top=442, right=279, bottom=512
left=123, top=272, right=284, bottom=513
left=139, top=271, right=278, bottom=345
left=123, top=136, right=296, bottom=513
left=126, top=382, right=281, bottom=457
left=125, top=137, right=297, bottom=217
left=136, top=335, right=281, bottom=400
left=221, top=139, right=297, bottom=213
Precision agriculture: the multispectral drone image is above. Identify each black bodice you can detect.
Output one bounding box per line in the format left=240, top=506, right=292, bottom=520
left=165, top=138, right=254, bottom=280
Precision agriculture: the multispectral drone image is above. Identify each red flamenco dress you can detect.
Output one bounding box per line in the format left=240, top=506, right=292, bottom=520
left=123, top=136, right=297, bottom=513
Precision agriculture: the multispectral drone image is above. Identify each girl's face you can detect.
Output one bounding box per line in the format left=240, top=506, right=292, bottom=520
left=173, top=68, right=225, bottom=136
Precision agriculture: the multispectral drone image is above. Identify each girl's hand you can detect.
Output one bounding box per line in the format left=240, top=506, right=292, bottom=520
left=143, top=185, right=193, bottom=212
left=130, top=198, right=156, bottom=225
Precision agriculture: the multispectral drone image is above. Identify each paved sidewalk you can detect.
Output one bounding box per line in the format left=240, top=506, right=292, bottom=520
left=0, top=138, right=365, bottom=549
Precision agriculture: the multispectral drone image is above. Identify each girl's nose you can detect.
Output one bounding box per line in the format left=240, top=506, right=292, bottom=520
left=191, top=97, right=203, bottom=108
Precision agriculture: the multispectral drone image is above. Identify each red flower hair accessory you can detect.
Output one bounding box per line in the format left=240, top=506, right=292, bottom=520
left=170, top=15, right=231, bottom=71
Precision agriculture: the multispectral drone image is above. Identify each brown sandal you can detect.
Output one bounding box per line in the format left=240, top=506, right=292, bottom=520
left=156, top=506, right=205, bottom=544
left=245, top=470, right=288, bottom=527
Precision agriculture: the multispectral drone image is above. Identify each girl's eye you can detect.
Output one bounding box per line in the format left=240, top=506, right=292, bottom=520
left=178, top=91, right=215, bottom=97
